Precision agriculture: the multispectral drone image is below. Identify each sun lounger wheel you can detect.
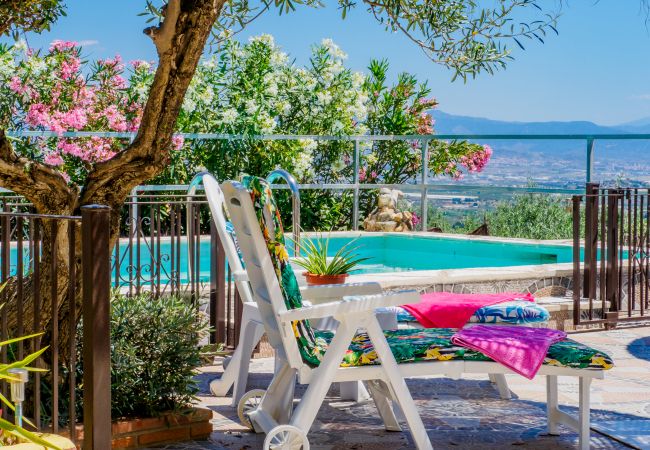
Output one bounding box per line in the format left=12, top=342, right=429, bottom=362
left=264, top=425, right=309, bottom=450
left=237, top=389, right=266, bottom=429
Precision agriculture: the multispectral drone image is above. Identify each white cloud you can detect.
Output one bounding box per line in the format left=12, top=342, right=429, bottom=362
left=78, top=40, right=99, bottom=47
left=632, top=94, right=650, bottom=101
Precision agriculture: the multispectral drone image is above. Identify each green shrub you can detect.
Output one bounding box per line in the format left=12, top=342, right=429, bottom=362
left=109, top=293, right=209, bottom=419
left=69, top=293, right=210, bottom=421
left=487, top=194, right=573, bottom=240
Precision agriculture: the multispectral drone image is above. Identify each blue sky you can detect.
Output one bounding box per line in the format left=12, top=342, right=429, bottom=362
left=11, top=1, right=650, bottom=126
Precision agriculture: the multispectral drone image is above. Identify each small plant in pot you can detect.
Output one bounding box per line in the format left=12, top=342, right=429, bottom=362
left=294, top=235, right=369, bottom=286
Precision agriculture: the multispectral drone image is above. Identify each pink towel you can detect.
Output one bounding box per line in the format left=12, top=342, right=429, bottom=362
left=401, top=292, right=534, bottom=329
left=451, top=325, right=567, bottom=379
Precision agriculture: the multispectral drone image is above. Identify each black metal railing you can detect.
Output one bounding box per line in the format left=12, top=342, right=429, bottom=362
left=573, top=183, right=650, bottom=327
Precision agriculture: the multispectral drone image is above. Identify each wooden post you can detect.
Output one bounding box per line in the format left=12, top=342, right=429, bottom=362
left=81, top=205, right=111, bottom=450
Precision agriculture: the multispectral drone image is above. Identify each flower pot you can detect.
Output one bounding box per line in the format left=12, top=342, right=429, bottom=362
left=303, top=272, right=348, bottom=286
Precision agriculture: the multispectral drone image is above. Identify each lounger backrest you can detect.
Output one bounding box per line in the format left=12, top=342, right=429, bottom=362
left=202, top=173, right=254, bottom=304
left=222, top=178, right=326, bottom=369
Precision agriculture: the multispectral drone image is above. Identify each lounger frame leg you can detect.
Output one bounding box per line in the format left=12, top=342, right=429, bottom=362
left=339, top=381, right=370, bottom=402
left=366, top=380, right=402, bottom=432
left=364, top=318, right=432, bottom=450
left=289, top=320, right=359, bottom=434
left=210, top=304, right=265, bottom=406
left=546, top=375, right=559, bottom=435
left=248, top=361, right=297, bottom=434
left=545, top=375, right=592, bottom=450
left=489, top=373, right=511, bottom=400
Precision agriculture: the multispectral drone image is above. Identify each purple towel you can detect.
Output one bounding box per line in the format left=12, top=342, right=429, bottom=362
left=451, top=325, right=567, bottom=379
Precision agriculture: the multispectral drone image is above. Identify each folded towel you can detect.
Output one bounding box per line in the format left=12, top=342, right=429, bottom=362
left=451, top=325, right=567, bottom=379
left=400, top=292, right=534, bottom=329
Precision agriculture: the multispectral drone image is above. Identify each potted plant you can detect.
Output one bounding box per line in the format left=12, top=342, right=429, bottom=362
left=294, top=235, right=369, bottom=286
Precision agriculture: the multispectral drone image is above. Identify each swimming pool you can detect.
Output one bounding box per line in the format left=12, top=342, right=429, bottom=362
left=2, top=232, right=578, bottom=286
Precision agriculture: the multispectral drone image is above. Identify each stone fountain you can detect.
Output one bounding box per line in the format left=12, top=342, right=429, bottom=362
left=363, top=188, right=414, bottom=232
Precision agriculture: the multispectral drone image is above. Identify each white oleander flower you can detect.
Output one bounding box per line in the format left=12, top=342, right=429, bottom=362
left=270, top=50, right=288, bottom=66
left=259, top=111, right=277, bottom=134
left=352, top=72, right=365, bottom=88
left=249, top=34, right=275, bottom=47
left=221, top=108, right=238, bottom=125
left=316, top=91, right=333, bottom=106
left=266, top=83, right=278, bottom=97
left=299, top=138, right=318, bottom=152
left=202, top=86, right=215, bottom=103
left=13, top=40, right=28, bottom=53
left=245, top=99, right=258, bottom=115
left=28, top=57, right=48, bottom=75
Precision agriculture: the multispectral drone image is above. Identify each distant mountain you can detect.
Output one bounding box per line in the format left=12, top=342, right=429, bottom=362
left=614, top=116, right=650, bottom=134
left=431, top=111, right=621, bottom=135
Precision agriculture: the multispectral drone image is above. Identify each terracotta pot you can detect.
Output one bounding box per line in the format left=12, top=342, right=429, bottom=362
left=303, top=272, right=348, bottom=286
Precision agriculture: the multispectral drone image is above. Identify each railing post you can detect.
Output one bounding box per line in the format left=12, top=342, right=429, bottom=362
left=352, top=140, right=360, bottom=231
left=420, top=139, right=429, bottom=232
left=583, top=183, right=599, bottom=303
left=81, top=205, right=111, bottom=450
left=606, top=190, right=620, bottom=318
left=572, top=195, right=583, bottom=325
left=586, top=138, right=595, bottom=183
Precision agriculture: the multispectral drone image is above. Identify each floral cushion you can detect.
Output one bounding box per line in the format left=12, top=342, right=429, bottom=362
left=314, top=328, right=614, bottom=370
left=242, top=176, right=326, bottom=366
left=394, top=301, right=550, bottom=325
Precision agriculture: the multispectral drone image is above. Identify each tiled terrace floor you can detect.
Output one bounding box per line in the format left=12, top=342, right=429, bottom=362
left=150, top=326, right=650, bottom=449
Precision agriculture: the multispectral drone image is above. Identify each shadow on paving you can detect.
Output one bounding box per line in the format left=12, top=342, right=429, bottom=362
left=626, top=336, right=650, bottom=362
left=189, top=371, right=637, bottom=449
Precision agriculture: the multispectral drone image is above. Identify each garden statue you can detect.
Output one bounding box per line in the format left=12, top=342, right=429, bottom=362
left=363, top=188, right=414, bottom=232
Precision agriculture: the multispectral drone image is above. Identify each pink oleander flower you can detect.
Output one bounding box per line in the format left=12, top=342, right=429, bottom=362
left=50, top=40, right=77, bottom=52
left=8, top=77, right=26, bottom=94
left=172, top=135, right=185, bottom=150
left=461, top=144, right=493, bottom=174
left=60, top=108, right=88, bottom=130
left=104, top=105, right=128, bottom=131
left=358, top=167, right=367, bottom=182
left=110, top=75, right=127, bottom=89
left=60, top=57, right=81, bottom=81
left=25, top=103, right=51, bottom=128
left=44, top=152, right=64, bottom=166
left=411, top=212, right=420, bottom=226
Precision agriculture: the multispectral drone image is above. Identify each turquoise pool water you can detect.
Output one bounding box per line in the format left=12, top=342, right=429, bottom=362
left=291, top=234, right=574, bottom=274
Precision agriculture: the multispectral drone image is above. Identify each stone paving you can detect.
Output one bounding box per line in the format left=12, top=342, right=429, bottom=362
left=148, top=326, right=650, bottom=449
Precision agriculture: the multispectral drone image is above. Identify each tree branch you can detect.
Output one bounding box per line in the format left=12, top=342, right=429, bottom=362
left=144, top=0, right=182, bottom=58
left=0, top=130, right=75, bottom=214
left=81, top=0, right=225, bottom=209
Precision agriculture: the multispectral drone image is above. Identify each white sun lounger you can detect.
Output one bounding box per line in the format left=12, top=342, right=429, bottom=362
left=223, top=178, right=610, bottom=450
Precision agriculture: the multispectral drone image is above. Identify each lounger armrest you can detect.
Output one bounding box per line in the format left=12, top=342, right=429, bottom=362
left=279, top=290, right=419, bottom=322
left=300, top=282, right=383, bottom=304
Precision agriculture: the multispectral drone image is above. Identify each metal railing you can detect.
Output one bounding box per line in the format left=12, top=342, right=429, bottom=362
left=573, top=183, right=650, bottom=327
left=0, top=201, right=111, bottom=449
left=8, top=130, right=649, bottom=231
